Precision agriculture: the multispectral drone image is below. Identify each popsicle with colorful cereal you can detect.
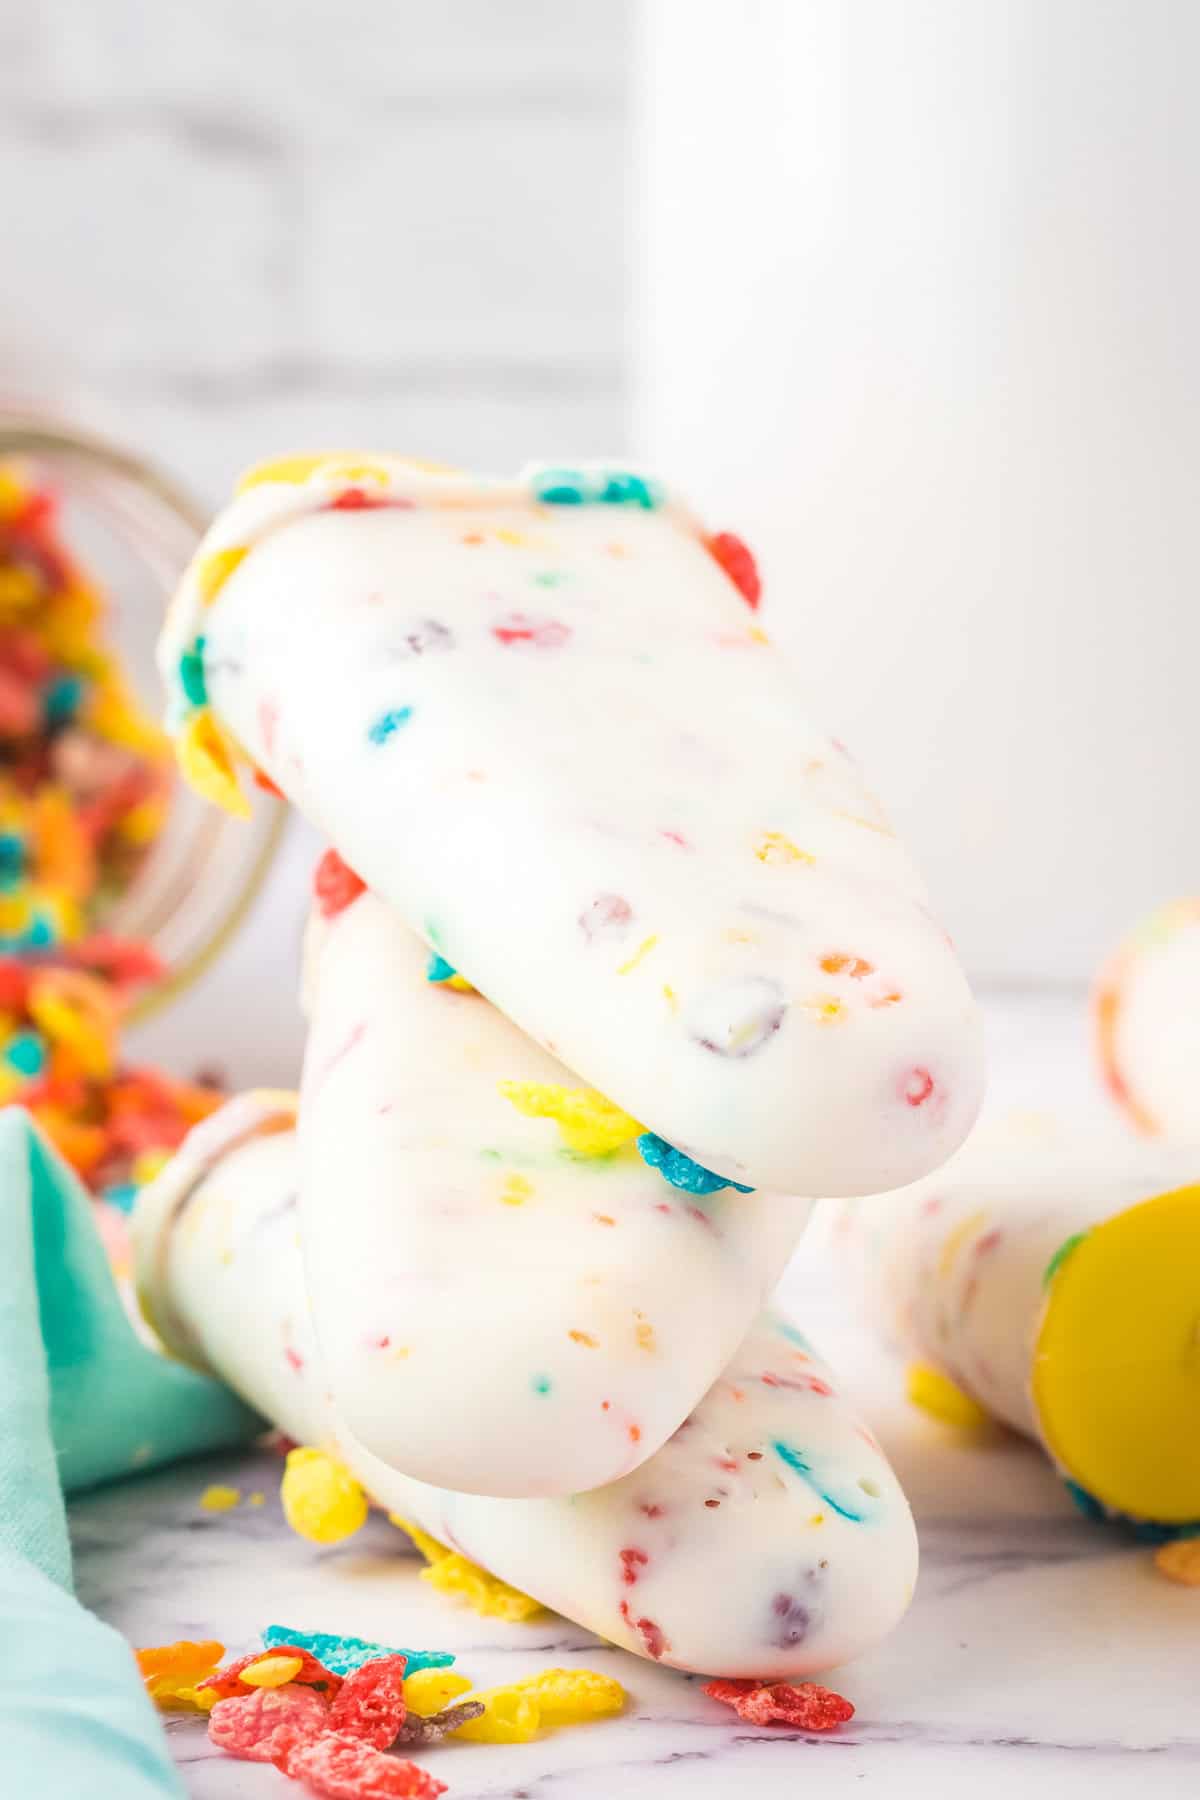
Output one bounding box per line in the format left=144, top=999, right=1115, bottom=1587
left=829, top=1116, right=1200, bottom=1531
left=158, top=455, right=983, bottom=1196
left=298, top=880, right=811, bottom=1496
left=1094, top=899, right=1200, bottom=1137
left=134, top=1094, right=919, bottom=1679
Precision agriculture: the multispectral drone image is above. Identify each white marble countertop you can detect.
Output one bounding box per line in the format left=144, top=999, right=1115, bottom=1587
left=70, top=992, right=1200, bottom=1797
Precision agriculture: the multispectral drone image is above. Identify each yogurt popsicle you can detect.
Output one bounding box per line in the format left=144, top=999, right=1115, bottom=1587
left=300, top=883, right=812, bottom=1496
left=134, top=1093, right=919, bottom=1678
left=1094, top=899, right=1200, bottom=1136
left=829, top=1118, right=1200, bottom=1527
left=158, top=455, right=984, bottom=1196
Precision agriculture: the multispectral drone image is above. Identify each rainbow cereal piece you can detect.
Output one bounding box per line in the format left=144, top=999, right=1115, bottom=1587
left=134, top=1097, right=919, bottom=1680
left=497, top=1080, right=643, bottom=1157
left=159, top=453, right=983, bottom=1197
left=389, top=1515, right=541, bottom=1621
left=280, top=1446, right=369, bottom=1545
left=137, top=1639, right=225, bottom=1712
left=831, top=1117, right=1200, bottom=1530
left=298, top=893, right=812, bottom=1497
left=1094, top=899, right=1200, bottom=1137
left=0, top=461, right=174, bottom=946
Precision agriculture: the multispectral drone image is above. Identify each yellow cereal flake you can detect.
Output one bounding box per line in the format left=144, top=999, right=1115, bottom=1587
left=450, top=1685, right=542, bottom=1744
left=444, top=972, right=476, bottom=993
left=755, top=830, right=815, bottom=866
left=389, top=1514, right=541, bottom=1620
left=248, top=1491, right=266, bottom=1507
left=280, top=1445, right=368, bottom=1545
left=199, top=1483, right=242, bottom=1513
left=498, top=1081, right=643, bottom=1157
left=28, top=969, right=118, bottom=1080
left=236, top=454, right=332, bottom=492
left=634, top=1314, right=656, bottom=1353
left=1154, top=1538, right=1200, bottom=1586
left=501, top=1172, right=534, bottom=1206
left=509, top=1667, right=625, bottom=1722
left=389, top=1514, right=454, bottom=1565
left=0, top=465, right=30, bottom=521
left=137, top=1640, right=225, bottom=1712
left=85, top=666, right=170, bottom=756
left=423, top=1553, right=543, bottom=1621
left=194, top=546, right=249, bottom=605
left=617, top=934, right=659, bottom=976
left=132, top=1147, right=171, bottom=1187
left=404, top=1669, right=474, bottom=1716
left=906, top=1361, right=991, bottom=1430
left=239, top=1654, right=304, bottom=1689
left=177, top=709, right=251, bottom=819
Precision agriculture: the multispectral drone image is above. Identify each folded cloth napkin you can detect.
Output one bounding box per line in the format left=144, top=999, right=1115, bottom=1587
left=0, top=1107, right=262, bottom=1795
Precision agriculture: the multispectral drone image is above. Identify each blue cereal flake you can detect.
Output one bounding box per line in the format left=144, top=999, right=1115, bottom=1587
left=598, top=469, right=659, bottom=509
left=367, top=705, right=413, bottom=746
left=425, top=951, right=458, bottom=984
left=44, top=672, right=84, bottom=726
left=101, top=1182, right=139, bottom=1216
left=178, top=636, right=208, bottom=709
left=636, top=1133, right=753, bottom=1196
left=531, top=467, right=588, bottom=505
left=3, top=1030, right=45, bottom=1078
left=773, top=1317, right=816, bottom=1354
left=0, top=832, right=23, bottom=890
left=1063, top=1479, right=1106, bottom=1523
left=262, top=1625, right=454, bottom=1678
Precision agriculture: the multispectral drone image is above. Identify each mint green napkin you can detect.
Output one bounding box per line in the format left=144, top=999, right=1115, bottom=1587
left=0, top=1107, right=262, bottom=1794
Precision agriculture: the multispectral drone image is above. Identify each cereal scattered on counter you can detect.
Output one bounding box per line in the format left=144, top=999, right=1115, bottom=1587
left=703, top=1677, right=854, bottom=1731
left=394, top=1700, right=486, bottom=1746
left=905, top=1362, right=991, bottom=1431
left=1154, top=1538, right=1200, bottom=1586
left=390, top=1512, right=542, bottom=1621
left=199, top=1483, right=243, bottom=1512
left=326, top=1655, right=410, bottom=1749
left=198, top=1645, right=342, bottom=1703
left=208, top=1683, right=330, bottom=1762
left=136, top=1638, right=225, bottom=1712
left=507, top=1667, right=625, bottom=1722
left=262, top=1626, right=454, bottom=1679
left=274, top=1731, right=446, bottom=1800
left=401, top=1670, right=472, bottom=1717
left=280, top=1445, right=369, bottom=1544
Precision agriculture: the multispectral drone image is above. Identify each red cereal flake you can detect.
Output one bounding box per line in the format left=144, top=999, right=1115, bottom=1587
left=490, top=612, right=571, bottom=650
left=903, top=1067, right=935, bottom=1108
left=276, top=1730, right=445, bottom=1799
left=199, top=1646, right=342, bottom=1701
left=254, top=767, right=286, bottom=798
left=314, top=849, right=367, bottom=919
left=208, top=1684, right=330, bottom=1762
left=705, top=532, right=762, bottom=610
left=703, top=1678, right=854, bottom=1731
left=325, top=1654, right=408, bottom=1749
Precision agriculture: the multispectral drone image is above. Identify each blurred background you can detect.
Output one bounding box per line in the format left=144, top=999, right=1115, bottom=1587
left=3, top=0, right=1196, bottom=1089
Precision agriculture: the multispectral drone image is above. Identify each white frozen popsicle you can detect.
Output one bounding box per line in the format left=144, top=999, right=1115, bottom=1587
left=1094, top=899, right=1200, bottom=1136
left=829, top=1116, right=1200, bottom=1528
left=159, top=455, right=984, bottom=1196
left=299, top=883, right=811, bottom=1496
left=134, top=1092, right=919, bottom=1678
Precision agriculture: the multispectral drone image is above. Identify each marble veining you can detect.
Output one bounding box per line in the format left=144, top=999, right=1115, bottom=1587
left=70, top=994, right=1200, bottom=1796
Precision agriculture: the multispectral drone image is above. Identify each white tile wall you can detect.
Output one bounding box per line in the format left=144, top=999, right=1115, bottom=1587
left=0, top=0, right=630, bottom=500
left=0, top=2, right=632, bottom=1086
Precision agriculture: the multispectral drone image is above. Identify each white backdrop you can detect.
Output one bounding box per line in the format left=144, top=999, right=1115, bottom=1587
left=634, top=0, right=1200, bottom=984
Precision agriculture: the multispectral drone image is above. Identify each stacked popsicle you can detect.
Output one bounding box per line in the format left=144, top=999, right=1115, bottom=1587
left=135, top=455, right=988, bottom=1677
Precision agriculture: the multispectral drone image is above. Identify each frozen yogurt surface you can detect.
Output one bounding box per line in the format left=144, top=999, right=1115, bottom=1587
left=160, top=457, right=983, bottom=1196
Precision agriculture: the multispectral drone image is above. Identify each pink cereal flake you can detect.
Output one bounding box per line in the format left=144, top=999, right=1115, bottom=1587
left=491, top=612, right=571, bottom=650
left=276, top=1729, right=445, bottom=1799
left=902, top=1067, right=935, bottom=1108
left=208, top=1684, right=330, bottom=1762
left=325, top=1655, right=408, bottom=1750
left=703, top=1677, right=854, bottom=1732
